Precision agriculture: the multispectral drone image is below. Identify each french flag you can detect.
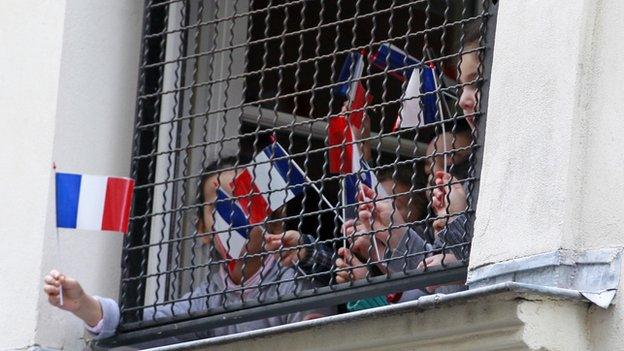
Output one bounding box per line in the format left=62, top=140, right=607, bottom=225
left=55, top=173, right=134, bottom=233
left=394, top=64, right=439, bottom=130
left=213, top=188, right=249, bottom=259
left=232, top=143, right=306, bottom=223
left=335, top=52, right=370, bottom=130
left=370, top=43, right=419, bottom=81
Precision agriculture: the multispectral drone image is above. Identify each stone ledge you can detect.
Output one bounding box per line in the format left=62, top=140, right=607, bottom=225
left=140, top=282, right=591, bottom=351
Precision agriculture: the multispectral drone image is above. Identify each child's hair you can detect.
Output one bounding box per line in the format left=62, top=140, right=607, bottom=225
left=197, top=155, right=251, bottom=218
left=377, top=164, right=418, bottom=188
left=462, top=21, right=482, bottom=48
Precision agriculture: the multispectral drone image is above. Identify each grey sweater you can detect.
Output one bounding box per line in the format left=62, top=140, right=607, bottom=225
left=386, top=214, right=471, bottom=273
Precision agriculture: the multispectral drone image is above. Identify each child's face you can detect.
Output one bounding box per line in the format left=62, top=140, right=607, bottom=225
left=458, top=50, right=480, bottom=130
left=381, top=179, right=418, bottom=223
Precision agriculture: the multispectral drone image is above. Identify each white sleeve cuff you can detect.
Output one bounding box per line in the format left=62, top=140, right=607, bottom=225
left=84, top=317, right=104, bottom=334
left=84, top=297, right=104, bottom=334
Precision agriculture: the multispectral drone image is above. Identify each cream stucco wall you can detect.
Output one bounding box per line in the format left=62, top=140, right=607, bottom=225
left=472, top=0, right=624, bottom=349
left=0, top=1, right=67, bottom=349
left=577, top=1, right=624, bottom=350
left=0, top=0, right=142, bottom=349
left=470, top=0, right=602, bottom=268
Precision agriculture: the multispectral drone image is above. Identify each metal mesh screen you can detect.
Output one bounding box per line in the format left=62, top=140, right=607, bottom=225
left=115, top=0, right=495, bottom=345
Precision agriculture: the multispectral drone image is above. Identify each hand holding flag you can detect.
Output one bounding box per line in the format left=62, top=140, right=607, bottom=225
left=54, top=170, right=135, bottom=305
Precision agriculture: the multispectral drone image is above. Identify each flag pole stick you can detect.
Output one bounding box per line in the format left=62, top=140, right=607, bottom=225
left=52, top=162, right=64, bottom=306
left=341, top=178, right=348, bottom=248
left=429, top=63, right=448, bottom=173
left=55, top=227, right=64, bottom=306
left=360, top=188, right=382, bottom=265
left=289, top=157, right=345, bottom=223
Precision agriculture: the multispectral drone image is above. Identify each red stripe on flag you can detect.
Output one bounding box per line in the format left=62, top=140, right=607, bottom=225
left=348, top=82, right=374, bottom=131
left=231, top=169, right=270, bottom=224
left=101, top=177, right=135, bottom=233
left=327, top=115, right=354, bottom=174
left=348, top=82, right=366, bottom=130
left=392, top=113, right=402, bottom=132
left=228, top=256, right=237, bottom=273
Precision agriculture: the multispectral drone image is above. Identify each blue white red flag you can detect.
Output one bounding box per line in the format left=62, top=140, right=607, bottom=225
left=55, top=173, right=134, bottom=233
left=394, top=64, right=439, bottom=130
left=327, top=114, right=389, bottom=214
left=370, top=43, right=419, bottom=81
left=231, top=143, right=306, bottom=224
left=335, top=52, right=371, bottom=130
left=213, top=188, right=249, bottom=259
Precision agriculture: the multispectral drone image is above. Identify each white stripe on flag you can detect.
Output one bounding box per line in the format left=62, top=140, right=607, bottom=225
left=399, top=68, right=422, bottom=128
left=252, top=152, right=293, bottom=211
left=214, top=212, right=246, bottom=258
left=348, top=56, right=365, bottom=102
left=76, top=175, right=108, bottom=231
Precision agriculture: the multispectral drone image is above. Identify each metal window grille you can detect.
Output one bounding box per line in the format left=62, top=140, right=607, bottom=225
left=105, top=0, right=497, bottom=347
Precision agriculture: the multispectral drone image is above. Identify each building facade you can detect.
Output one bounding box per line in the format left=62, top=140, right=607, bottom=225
left=1, top=0, right=623, bottom=350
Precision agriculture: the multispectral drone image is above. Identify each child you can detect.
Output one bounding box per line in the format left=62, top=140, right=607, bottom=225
left=43, top=158, right=330, bottom=345
left=336, top=171, right=470, bottom=294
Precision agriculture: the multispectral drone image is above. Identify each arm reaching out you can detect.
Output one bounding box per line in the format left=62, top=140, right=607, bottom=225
left=43, top=269, right=103, bottom=327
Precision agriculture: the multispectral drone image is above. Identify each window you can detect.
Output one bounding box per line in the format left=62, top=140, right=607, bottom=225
left=111, top=0, right=494, bottom=346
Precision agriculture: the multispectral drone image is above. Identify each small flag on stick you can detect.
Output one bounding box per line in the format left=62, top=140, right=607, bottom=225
left=55, top=173, right=134, bottom=233
left=231, top=143, right=307, bottom=223
left=394, top=65, right=439, bottom=130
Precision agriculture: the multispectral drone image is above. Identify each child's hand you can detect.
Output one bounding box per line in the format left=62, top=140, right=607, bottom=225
left=355, top=185, right=408, bottom=251
left=431, top=172, right=468, bottom=234
left=342, top=218, right=385, bottom=263
left=44, top=269, right=85, bottom=312
left=416, top=253, right=460, bottom=293
left=431, top=171, right=467, bottom=215
left=43, top=270, right=103, bottom=327
left=265, top=230, right=307, bottom=267
left=335, top=247, right=368, bottom=283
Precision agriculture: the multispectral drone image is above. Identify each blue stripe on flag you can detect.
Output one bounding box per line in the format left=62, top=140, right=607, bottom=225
left=421, top=66, right=438, bottom=124
left=55, top=173, right=82, bottom=228
left=215, top=189, right=249, bottom=238
left=374, top=43, right=420, bottom=80
left=344, top=173, right=359, bottom=207
left=358, top=160, right=374, bottom=189
left=334, top=52, right=359, bottom=98
left=345, top=160, right=376, bottom=207
left=264, top=144, right=306, bottom=196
